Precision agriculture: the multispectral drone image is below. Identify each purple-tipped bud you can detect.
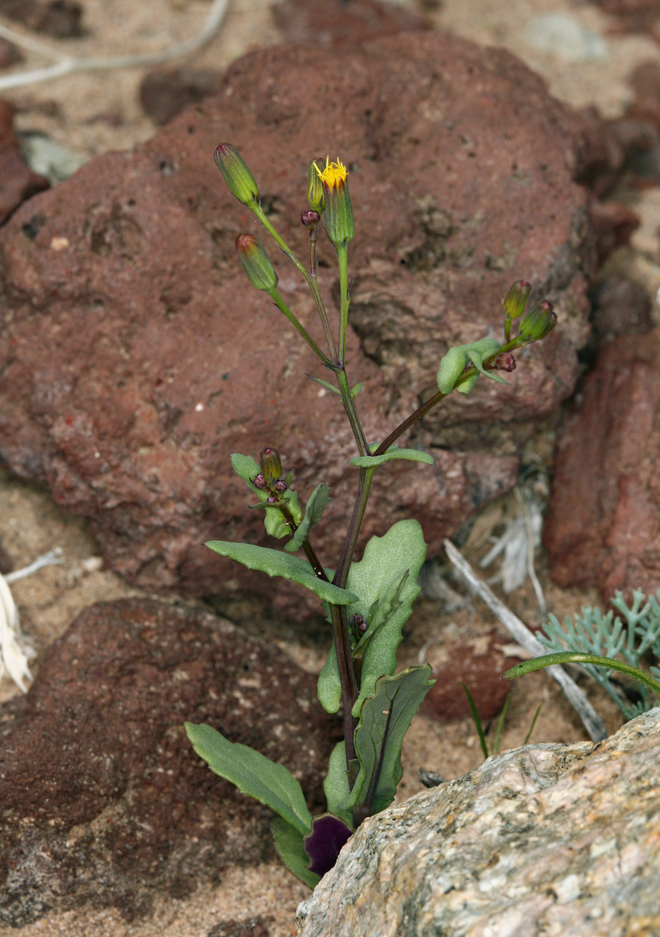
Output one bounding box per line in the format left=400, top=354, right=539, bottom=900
left=253, top=473, right=267, bottom=490
left=267, top=496, right=278, bottom=504
left=260, top=447, right=282, bottom=484
left=214, top=144, right=259, bottom=206
left=519, top=299, right=557, bottom=341
left=301, top=209, right=321, bottom=230
left=307, top=158, right=326, bottom=213
left=491, top=353, right=517, bottom=372
left=235, top=234, right=277, bottom=292
left=273, top=479, right=288, bottom=494
left=503, top=280, right=531, bottom=320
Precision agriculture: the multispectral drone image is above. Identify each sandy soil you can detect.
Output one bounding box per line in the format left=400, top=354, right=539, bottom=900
left=0, top=0, right=656, bottom=934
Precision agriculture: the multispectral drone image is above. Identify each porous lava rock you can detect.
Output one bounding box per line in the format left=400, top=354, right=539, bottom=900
left=0, top=598, right=336, bottom=925
left=0, top=34, right=593, bottom=617
left=544, top=329, right=660, bottom=599
left=297, top=708, right=660, bottom=937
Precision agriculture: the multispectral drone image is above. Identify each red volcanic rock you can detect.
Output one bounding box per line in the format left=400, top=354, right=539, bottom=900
left=0, top=34, right=592, bottom=616
left=0, top=99, right=49, bottom=226
left=0, top=598, right=336, bottom=924
left=272, top=0, right=427, bottom=46
left=419, top=631, right=523, bottom=723
left=544, top=330, right=660, bottom=599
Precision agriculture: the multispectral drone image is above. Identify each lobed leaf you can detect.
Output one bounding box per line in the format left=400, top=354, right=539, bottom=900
left=205, top=540, right=357, bottom=605
left=185, top=722, right=313, bottom=835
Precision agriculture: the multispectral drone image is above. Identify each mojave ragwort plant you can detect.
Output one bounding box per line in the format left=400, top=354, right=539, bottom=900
left=185, top=147, right=558, bottom=887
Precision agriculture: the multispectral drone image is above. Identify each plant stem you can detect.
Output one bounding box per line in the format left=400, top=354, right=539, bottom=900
left=268, top=288, right=335, bottom=367
left=330, top=603, right=358, bottom=766
left=255, top=205, right=339, bottom=365
left=277, top=503, right=328, bottom=581
left=337, top=244, right=350, bottom=366
left=333, top=467, right=373, bottom=590
left=335, top=368, right=369, bottom=457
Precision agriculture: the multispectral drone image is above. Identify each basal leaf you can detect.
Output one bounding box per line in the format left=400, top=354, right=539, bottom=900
left=185, top=722, right=312, bottom=835
left=304, top=814, right=353, bottom=878
left=350, top=445, right=434, bottom=470
left=285, top=484, right=330, bottom=553
left=271, top=816, right=320, bottom=888
left=347, top=666, right=434, bottom=815
left=347, top=520, right=427, bottom=715
left=322, top=742, right=353, bottom=827
left=205, top=541, right=357, bottom=605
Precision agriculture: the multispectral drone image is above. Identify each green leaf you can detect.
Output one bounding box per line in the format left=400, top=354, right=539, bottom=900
left=348, top=519, right=427, bottom=715
left=230, top=452, right=261, bottom=488
left=271, top=817, right=320, bottom=889
left=351, top=382, right=363, bottom=398
left=323, top=742, right=353, bottom=828
left=185, top=722, right=313, bottom=835
left=285, top=484, right=330, bottom=553
left=437, top=339, right=501, bottom=395
left=350, top=445, right=434, bottom=470
left=503, top=652, right=660, bottom=698
left=205, top=541, right=358, bottom=605
left=317, top=637, right=342, bottom=714
left=348, top=666, right=434, bottom=814
left=466, top=349, right=509, bottom=386
left=308, top=376, right=341, bottom=396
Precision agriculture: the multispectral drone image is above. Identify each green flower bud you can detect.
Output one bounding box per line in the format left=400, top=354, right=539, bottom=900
left=214, top=144, right=259, bottom=207
left=235, top=234, right=277, bottom=291
left=518, top=300, right=557, bottom=341
left=260, top=447, right=282, bottom=484
left=315, top=156, right=354, bottom=246
left=503, top=280, right=531, bottom=320
left=307, top=158, right=326, bottom=214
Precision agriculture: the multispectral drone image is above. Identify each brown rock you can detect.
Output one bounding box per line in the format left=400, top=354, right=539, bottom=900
left=544, top=329, right=660, bottom=598
left=139, top=68, right=222, bottom=126
left=0, top=35, right=592, bottom=616
left=0, top=0, right=84, bottom=38
left=419, top=631, right=522, bottom=722
left=0, top=98, right=49, bottom=225
left=589, top=200, right=640, bottom=266
left=272, top=0, right=427, bottom=46
left=208, top=917, right=273, bottom=937
left=0, top=598, right=336, bottom=925
left=591, top=274, right=652, bottom=344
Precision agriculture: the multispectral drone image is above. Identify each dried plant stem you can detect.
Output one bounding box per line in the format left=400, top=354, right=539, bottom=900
left=444, top=539, right=607, bottom=742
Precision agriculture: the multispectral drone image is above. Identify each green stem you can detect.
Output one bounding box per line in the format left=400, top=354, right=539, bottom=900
left=277, top=503, right=328, bottom=582
left=337, top=244, right=349, bottom=366
left=335, top=368, right=369, bottom=457
left=333, top=468, right=374, bottom=590
left=268, top=288, right=335, bottom=368
left=255, top=205, right=338, bottom=364
left=503, top=652, right=660, bottom=698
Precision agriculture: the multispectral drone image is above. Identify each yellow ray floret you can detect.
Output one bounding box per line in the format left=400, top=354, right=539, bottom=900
left=315, top=156, right=348, bottom=187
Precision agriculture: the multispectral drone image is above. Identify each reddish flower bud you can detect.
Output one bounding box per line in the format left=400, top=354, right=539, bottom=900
left=274, top=479, right=288, bottom=494
left=301, top=209, right=321, bottom=229
left=235, top=234, right=277, bottom=292
left=491, top=353, right=517, bottom=372
left=253, top=473, right=267, bottom=490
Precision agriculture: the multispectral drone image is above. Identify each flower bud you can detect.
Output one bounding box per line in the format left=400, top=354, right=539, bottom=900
left=301, top=209, right=321, bottom=230
left=503, top=280, right=531, bottom=320
left=214, top=144, right=259, bottom=206
left=273, top=479, right=288, bottom=494
left=315, top=157, right=354, bottom=246
left=491, top=353, right=517, bottom=372
left=235, top=234, right=277, bottom=292
left=307, top=158, right=326, bottom=213
left=519, top=300, right=557, bottom=341
left=260, top=447, right=282, bottom=484
left=253, top=473, right=267, bottom=490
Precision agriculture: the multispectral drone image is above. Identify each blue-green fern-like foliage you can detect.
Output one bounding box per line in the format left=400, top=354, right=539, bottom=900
left=537, top=589, right=660, bottom=719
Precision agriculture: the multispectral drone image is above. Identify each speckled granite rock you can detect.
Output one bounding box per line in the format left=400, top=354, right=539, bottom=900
left=297, top=708, right=660, bottom=937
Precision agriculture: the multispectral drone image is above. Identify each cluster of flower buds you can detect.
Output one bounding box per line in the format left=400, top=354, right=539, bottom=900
left=349, top=613, right=368, bottom=645
left=502, top=279, right=557, bottom=345
left=252, top=447, right=293, bottom=503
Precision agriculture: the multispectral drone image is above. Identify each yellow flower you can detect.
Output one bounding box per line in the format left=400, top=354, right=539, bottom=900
left=315, top=157, right=348, bottom=189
